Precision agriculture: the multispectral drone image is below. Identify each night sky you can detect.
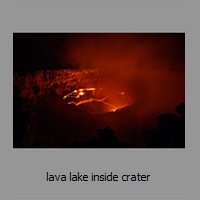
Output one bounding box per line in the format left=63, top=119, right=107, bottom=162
left=13, top=33, right=66, bottom=72
left=13, top=33, right=185, bottom=72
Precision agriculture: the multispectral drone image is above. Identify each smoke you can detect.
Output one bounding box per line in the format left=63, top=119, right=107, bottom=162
left=60, top=33, right=185, bottom=124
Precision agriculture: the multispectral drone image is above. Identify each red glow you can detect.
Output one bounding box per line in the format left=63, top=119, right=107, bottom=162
left=63, top=88, right=133, bottom=114
left=61, top=33, right=185, bottom=117
left=13, top=33, right=185, bottom=148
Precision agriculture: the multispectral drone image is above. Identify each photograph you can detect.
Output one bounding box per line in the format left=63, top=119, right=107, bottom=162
left=13, top=33, right=185, bottom=148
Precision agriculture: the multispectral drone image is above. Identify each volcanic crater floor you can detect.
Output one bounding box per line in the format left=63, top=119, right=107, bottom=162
left=34, top=93, right=143, bottom=148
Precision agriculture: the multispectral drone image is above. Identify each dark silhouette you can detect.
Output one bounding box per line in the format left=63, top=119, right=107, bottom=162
left=32, top=137, right=60, bottom=148
left=13, top=85, right=27, bottom=147
left=142, top=103, right=185, bottom=148
left=96, top=126, right=121, bottom=148
left=72, top=126, right=130, bottom=148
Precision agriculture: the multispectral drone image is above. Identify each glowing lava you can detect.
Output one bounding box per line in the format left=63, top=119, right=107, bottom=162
left=63, top=88, right=133, bottom=114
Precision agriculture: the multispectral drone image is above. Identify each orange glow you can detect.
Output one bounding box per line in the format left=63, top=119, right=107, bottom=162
left=61, top=33, right=185, bottom=117
left=63, top=88, right=133, bottom=114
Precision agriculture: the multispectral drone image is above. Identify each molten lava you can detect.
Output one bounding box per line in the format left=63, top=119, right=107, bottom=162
left=63, top=88, right=133, bottom=114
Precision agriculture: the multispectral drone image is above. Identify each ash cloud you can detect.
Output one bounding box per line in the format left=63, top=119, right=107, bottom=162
left=61, top=33, right=185, bottom=118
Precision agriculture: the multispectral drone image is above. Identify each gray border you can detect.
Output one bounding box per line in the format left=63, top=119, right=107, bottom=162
left=1, top=1, right=199, bottom=199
